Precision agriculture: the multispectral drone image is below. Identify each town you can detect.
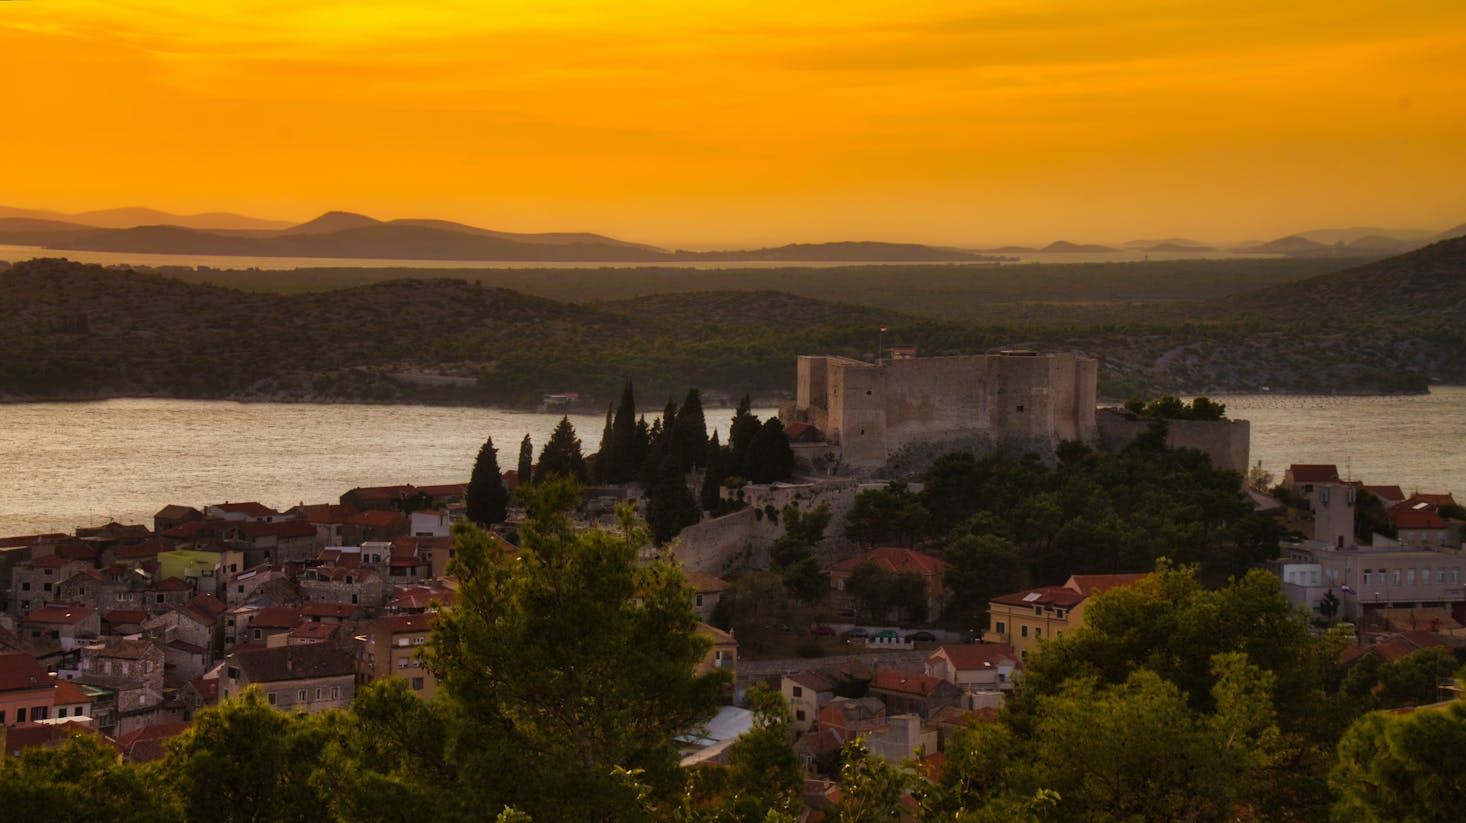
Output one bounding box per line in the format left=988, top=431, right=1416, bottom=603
left=1, top=350, right=1462, bottom=818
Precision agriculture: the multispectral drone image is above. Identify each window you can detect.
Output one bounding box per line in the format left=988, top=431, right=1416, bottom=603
left=412, top=636, right=425, bottom=645
left=58, top=708, right=67, bottom=718
left=1408, top=569, right=1416, bottom=585
left=1363, top=570, right=1372, bottom=585
left=115, top=591, right=127, bottom=601
left=995, top=621, right=1006, bottom=635
left=411, top=677, right=424, bottom=691
left=267, top=692, right=276, bottom=705
left=16, top=708, right=25, bottom=723
left=227, top=667, right=240, bottom=679
left=316, top=687, right=323, bottom=699
left=0, top=710, right=5, bottom=723
left=1439, top=569, right=1447, bottom=584
left=33, top=706, right=47, bottom=720
left=793, top=686, right=803, bottom=698
left=43, top=582, right=52, bottom=592
left=1033, top=605, right=1043, bottom=616
left=1454, top=568, right=1462, bottom=584
left=1392, top=569, right=1401, bottom=585
left=695, top=594, right=704, bottom=607
left=254, top=629, right=262, bottom=640
left=157, top=594, right=165, bottom=603
left=1055, top=609, right=1065, bottom=619
left=298, top=689, right=307, bottom=702
left=237, top=585, right=245, bottom=593
left=1021, top=625, right=1029, bottom=638
left=795, top=709, right=806, bottom=722
left=397, top=637, right=411, bottom=647
left=351, top=594, right=359, bottom=604
left=399, top=657, right=411, bottom=669
left=330, top=686, right=339, bottom=699
left=20, top=582, right=29, bottom=591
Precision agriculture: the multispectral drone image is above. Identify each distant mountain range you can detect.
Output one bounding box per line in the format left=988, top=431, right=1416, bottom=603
left=0, top=208, right=1000, bottom=263
left=1, top=205, right=1462, bottom=263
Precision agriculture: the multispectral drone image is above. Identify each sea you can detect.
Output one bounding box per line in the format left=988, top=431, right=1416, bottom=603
left=0, top=390, right=1461, bottom=538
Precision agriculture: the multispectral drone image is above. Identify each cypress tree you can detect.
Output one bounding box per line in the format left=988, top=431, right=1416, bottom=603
left=466, top=437, right=510, bottom=524
left=700, top=431, right=727, bottom=511
left=609, top=380, right=638, bottom=483
left=728, top=394, right=761, bottom=478
left=746, top=418, right=795, bottom=483
left=632, top=415, right=652, bottom=478
left=676, top=388, right=708, bottom=471
left=517, top=434, right=533, bottom=487
left=594, top=403, right=614, bottom=483
left=535, top=417, right=588, bottom=483
left=645, top=453, right=701, bottom=544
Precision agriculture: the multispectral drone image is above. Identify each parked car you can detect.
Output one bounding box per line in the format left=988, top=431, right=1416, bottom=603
left=905, top=631, right=936, bottom=643
left=842, top=627, right=870, bottom=639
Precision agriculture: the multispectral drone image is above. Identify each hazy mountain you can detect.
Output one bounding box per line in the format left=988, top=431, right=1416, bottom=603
left=673, top=241, right=997, bottom=262
left=0, top=206, right=293, bottom=231
left=1041, top=241, right=1117, bottom=253
left=1294, top=226, right=1436, bottom=245
left=389, top=219, right=665, bottom=251
left=1436, top=222, right=1466, bottom=241
left=282, top=211, right=383, bottom=235
left=0, top=217, right=93, bottom=233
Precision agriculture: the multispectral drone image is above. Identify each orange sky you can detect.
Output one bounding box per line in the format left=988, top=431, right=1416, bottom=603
left=3, top=1, right=1464, bottom=247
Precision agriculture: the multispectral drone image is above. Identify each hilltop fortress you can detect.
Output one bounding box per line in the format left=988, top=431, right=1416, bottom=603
left=781, top=351, right=1248, bottom=476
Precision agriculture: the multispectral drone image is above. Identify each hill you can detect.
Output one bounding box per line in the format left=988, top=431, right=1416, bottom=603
left=0, top=205, right=292, bottom=231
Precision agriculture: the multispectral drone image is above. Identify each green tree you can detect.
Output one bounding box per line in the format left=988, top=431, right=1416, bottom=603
left=608, top=379, right=640, bottom=483
left=942, top=533, right=1025, bottom=623
left=727, top=395, right=761, bottom=477
left=645, top=453, right=701, bottom=544
left=745, top=418, right=795, bottom=483
left=593, top=403, right=614, bottom=482
left=770, top=503, right=831, bottom=601
left=1375, top=647, right=1461, bottom=708
left=0, top=732, right=167, bottom=823
left=826, top=738, right=914, bottom=822
left=715, top=684, right=803, bottom=819
left=1332, top=700, right=1466, bottom=822
left=466, top=436, right=510, bottom=525
left=159, top=688, right=334, bottom=823
left=699, top=432, right=727, bottom=512
left=425, top=479, right=729, bottom=820
left=844, top=482, right=928, bottom=548
left=534, top=416, right=588, bottom=483
left=517, top=433, right=533, bottom=486
left=675, top=388, right=708, bottom=471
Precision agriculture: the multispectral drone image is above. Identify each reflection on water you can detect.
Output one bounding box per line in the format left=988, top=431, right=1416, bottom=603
left=0, top=390, right=1459, bottom=537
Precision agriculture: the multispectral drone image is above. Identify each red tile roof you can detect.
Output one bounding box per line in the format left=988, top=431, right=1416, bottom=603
left=344, top=485, right=417, bottom=502
left=116, top=721, right=192, bottom=763
left=209, top=502, right=281, bottom=518
left=189, top=677, right=219, bottom=702
left=1363, top=485, right=1406, bottom=503
left=1065, top=573, right=1148, bottom=596
left=52, top=678, right=92, bottom=705
left=288, top=622, right=340, bottom=640
left=1288, top=464, right=1341, bottom=483
left=23, top=606, right=97, bottom=625
left=379, top=614, right=435, bottom=633
left=1411, top=493, right=1459, bottom=508
left=869, top=667, right=949, bottom=697
left=416, top=483, right=467, bottom=497
left=929, top=643, right=1019, bottom=672
left=1391, top=503, right=1448, bottom=530
left=153, top=576, right=194, bottom=592
left=990, top=585, right=1085, bottom=609
left=103, top=610, right=150, bottom=626
left=0, top=652, right=50, bottom=691
left=829, top=547, right=951, bottom=576
left=301, top=602, right=359, bottom=619
left=250, top=606, right=302, bottom=630
left=346, top=510, right=404, bottom=528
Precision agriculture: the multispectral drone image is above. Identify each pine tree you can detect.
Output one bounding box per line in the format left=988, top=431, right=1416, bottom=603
left=675, top=388, right=708, bottom=471
left=534, top=417, right=588, bottom=484
left=466, top=437, right=510, bottom=524
left=632, top=415, right=652, bottom=478
left=517, top=434, right=533, bottom=487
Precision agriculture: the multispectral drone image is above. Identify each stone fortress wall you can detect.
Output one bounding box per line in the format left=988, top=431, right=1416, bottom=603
left=791, top=351, right=1100, bottom=469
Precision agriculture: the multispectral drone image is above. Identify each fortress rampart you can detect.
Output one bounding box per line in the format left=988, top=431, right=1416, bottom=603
left=790, top=352, right=1099, bottom=468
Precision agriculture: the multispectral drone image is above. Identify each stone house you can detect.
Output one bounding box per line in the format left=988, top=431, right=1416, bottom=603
left=684, top=571, right=728, bottom=622
left=75, top=637, right=167, bottom=736
left=222, top=645, right=356, bottom=713
left=20, top=606, right=101, bottom=651
left=300, top=566, right=385, bottom=610
left=782, top=670, right=836, bottom=732
left=9, top=555, right=91, bottom=617
left=925, top=643, right=1021, bottom=708
left=360, top=613, right=437, bottom=698
left=867, top=667, right=961, bottom=720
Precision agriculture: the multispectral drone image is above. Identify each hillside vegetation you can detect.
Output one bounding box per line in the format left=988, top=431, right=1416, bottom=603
left=1, top=242, right=1462, bottom=406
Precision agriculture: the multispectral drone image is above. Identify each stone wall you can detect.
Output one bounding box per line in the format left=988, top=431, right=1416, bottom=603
left=793, top=352, right=1099, bottom=472
left=1094, top=408, right=1251, bottom=475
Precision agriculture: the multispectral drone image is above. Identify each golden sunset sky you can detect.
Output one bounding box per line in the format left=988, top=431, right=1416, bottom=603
left=3, top=0, right=1464, bottom=246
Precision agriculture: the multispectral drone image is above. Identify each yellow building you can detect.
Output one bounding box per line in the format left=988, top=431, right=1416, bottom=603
left=984, top=574, right=1147, bottom=660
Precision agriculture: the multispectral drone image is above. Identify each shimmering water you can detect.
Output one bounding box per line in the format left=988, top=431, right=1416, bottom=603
left=0, top=391, right=1460, bottom=537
